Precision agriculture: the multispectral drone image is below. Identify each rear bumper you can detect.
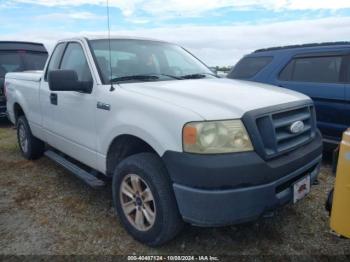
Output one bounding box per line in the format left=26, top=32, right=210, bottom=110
left=162, top=133, right=322, bottom=226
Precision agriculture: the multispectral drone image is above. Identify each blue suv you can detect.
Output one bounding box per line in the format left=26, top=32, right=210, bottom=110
left=227, top=42, right=350, bottom=145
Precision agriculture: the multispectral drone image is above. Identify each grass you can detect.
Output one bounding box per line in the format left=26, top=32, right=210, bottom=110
left=0, top=122, right=349, bottom=257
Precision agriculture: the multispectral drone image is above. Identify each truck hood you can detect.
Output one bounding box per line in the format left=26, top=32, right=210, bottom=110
left=121, top=78, right=310, bottom=120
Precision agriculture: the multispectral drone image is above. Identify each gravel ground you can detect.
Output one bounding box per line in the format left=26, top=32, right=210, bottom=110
left=0, top=119, right=349, bottom=257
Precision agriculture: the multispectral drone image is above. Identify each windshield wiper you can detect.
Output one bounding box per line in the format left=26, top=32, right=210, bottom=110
left=180, top=73, right=217, bottom=79
left=110, top=74, right=160, bottom=83
left=110, top=74, right=181, bottom=83
left=159, top=74, right=182, bottom=80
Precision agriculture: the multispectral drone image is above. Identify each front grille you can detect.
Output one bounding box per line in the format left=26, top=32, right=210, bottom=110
left=254, top=105, right=316, bottom=158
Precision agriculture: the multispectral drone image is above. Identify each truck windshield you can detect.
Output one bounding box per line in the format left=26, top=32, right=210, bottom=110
left=89, top=39, right=216, bottom=84
left=0, top=51, right=48, bottom=78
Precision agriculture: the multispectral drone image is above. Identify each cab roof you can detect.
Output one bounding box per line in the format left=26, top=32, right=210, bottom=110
left=58, top=36, right=171, bottom=44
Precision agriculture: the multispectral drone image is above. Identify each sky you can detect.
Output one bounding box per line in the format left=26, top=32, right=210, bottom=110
left=1, top=0, right=350, bottom=66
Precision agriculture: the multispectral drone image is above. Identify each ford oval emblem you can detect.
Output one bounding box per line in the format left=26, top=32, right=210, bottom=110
left=289, top=121, right=304, bottom=134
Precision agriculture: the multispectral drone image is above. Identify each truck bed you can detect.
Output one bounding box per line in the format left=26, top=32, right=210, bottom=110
left=5, top=71, right=43, bottom=82
left=5, top=71, right=44, bottom=125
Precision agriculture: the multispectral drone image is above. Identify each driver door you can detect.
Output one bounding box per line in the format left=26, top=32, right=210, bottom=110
left=47, top=41, right=98, bottom=167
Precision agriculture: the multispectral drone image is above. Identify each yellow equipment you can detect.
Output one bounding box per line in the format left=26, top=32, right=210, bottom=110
left=330, top=129, right=350, bottom=239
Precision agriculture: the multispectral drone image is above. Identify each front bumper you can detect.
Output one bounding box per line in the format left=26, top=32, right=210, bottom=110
left=162, top=133, right=322, bottom=226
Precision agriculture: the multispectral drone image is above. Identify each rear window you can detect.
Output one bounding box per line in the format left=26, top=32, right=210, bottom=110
left=228, top=56, right=273, bottom=79
left=23, top=52, right=48, bottom=70
left=279, top=56, right=343, bottom=83
left=0, top=52, right=21, bottom=76
left=0, top=51, right=48, bottom=77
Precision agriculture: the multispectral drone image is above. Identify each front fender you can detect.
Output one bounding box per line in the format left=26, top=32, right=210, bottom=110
left=100, top=108, right=182, bottom=157
left=94, top=87, right=204, bottom=173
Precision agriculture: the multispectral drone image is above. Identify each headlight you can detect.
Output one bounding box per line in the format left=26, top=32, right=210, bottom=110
left=183, top=120, right=253, bottom=154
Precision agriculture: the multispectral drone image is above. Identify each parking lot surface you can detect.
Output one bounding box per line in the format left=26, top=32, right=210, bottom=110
left=0, top=120, right=349, bottom=257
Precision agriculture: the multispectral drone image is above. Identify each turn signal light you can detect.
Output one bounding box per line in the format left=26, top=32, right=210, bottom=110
left=183, top=125, right=197, bottom=145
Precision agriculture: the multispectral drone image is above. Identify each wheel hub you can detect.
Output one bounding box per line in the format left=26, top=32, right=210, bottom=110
left=135, top=196, right=143, bottom=206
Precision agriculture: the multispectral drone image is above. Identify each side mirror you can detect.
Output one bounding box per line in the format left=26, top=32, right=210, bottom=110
left=48, top=70, right=92, bottom=93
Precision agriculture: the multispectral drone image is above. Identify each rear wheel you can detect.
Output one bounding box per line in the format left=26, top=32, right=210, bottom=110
left=112, top=153, right=183, bottom=246
left=17, top=116, right=45, bottom=160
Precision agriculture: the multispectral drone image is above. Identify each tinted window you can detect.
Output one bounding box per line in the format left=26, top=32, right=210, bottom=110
left=279, top=60, right=294, bottom=81
left=228, top=56, right=273, bottom=79
left=60, top=43, right=92, bottom=82
left=347, top=57, right=350, bottom=82
left=45, top=43, right=66, bottom=81
left=23, top=52, right=47, bottom=70
left=0, top=52, right=22, bottom=77
left=0, top=51, right=48, bottom=78
left=280, top=56, right=342, bottom=83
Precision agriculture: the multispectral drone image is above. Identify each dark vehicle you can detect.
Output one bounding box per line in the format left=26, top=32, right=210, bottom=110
left=227, top=42, right=350, bottom=146
left=0, top=41, right=48, bottom=118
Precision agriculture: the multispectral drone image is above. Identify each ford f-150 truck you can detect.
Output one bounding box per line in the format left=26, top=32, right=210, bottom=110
left=5, top=37, right=322, bottom=246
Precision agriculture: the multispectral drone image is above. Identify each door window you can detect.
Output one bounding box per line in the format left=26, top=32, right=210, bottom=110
left=228, top=56, right=273, bottom=79
left=45, top=43, right=66, bottom=81
left=278, top=60, right=294, bottom=81
left=60, top=43, right=92, bottom=82
left=279, top=56, right=343, bottom=83
left=346, top=56, right=350, bottom=83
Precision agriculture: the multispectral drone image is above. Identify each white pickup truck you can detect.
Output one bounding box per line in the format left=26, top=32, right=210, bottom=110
left=5, top=36, right=322, bottom=246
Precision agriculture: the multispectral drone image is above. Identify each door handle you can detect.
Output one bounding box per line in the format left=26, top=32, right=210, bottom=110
left=50, top=93, right=58, bottom=105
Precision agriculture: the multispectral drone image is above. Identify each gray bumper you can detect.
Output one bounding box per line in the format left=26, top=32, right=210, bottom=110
left=173, top=156, right=321, bottom=226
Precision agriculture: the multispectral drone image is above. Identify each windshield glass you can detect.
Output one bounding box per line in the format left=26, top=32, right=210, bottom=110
left=89, top=39, right=215, bottom=84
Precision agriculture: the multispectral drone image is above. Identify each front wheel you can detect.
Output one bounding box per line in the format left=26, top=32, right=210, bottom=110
left=17, top=116, right=45, bottom=160
left=112, top=153, right=183, bottom=246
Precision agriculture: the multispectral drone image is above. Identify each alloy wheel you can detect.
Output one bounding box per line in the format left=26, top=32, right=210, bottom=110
left=18, top=124, right=28, bottom=153
left=119, top=174, right=156, bottom=231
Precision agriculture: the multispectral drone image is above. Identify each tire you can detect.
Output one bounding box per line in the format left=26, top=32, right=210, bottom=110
left=112, top=152, right=183, bottom=246
left=17, top=116, right=45, bottom=160
left=326, top=188, right=334, bottom=216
